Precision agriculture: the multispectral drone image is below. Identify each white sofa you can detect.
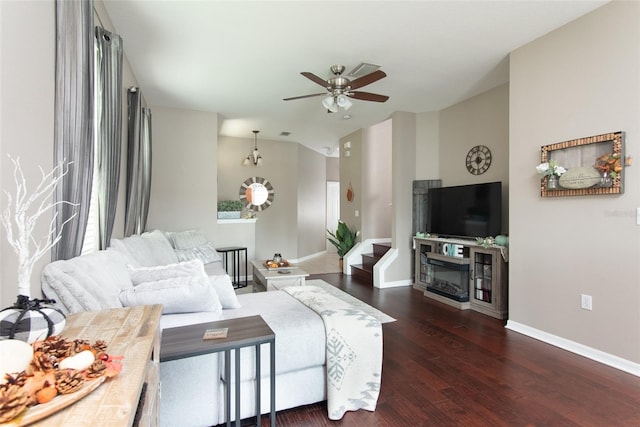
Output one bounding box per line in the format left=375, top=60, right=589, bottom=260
left=41, top=230, right=326, bottom=426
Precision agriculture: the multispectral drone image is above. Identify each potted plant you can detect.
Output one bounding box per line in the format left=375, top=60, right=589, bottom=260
left=217, top=199, right=244, bottom=219
left=327, top=220, right=359, bottom=268
left=536, top=159, right=566, bottom=190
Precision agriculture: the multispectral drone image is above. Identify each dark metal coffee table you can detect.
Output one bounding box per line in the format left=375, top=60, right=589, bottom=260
left=160, top=315, right=276, bottom=427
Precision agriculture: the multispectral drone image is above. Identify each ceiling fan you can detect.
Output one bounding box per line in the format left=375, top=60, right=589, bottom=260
left=283, top=65, right=389, bottom=112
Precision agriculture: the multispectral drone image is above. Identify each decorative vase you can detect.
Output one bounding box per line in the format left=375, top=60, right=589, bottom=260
left=0, top=295, right=66, bottom=343
left=339, top=258, right=344, bottom=271
left=547, top=175, right=559, bottom=190
left=495, top=235, right=509, bottom=247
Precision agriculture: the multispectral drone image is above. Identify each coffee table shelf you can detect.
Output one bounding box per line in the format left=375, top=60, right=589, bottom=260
left=251, top=260, right=309, bottom=291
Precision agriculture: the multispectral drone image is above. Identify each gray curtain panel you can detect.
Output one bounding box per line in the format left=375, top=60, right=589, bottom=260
left=125, top=88, right=152, bottom=236
left=52, top=0, right=94, bottom=261
left=95, top=26, right=123, bottom=249
left=139, top=107, right=152, bottom=233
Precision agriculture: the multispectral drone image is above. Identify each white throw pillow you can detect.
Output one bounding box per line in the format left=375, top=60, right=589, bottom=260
left=209, top=275, right=241, bottom=309
left=166, top=230, right=208, bottom=250
left=128, top=259, right=207, bottom=285
left=118, top=275, right=222, bottom=315
left=174, top=242, right=222, bottom=264
left=140, top=230, right=180, bottom=265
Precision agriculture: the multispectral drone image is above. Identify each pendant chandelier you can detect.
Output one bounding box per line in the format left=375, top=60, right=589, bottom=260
left=242, top=130, right=263, bottom=167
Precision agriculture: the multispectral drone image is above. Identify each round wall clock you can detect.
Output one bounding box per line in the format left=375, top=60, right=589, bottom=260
left=466, top=145, right=492, bottom=175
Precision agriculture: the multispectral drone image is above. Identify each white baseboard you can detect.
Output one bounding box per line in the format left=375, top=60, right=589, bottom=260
left=375, top=279, right=412, bottom=289
left=288, top=250, right=326, bottom=264
left=506, top=320, right=640, bottom=378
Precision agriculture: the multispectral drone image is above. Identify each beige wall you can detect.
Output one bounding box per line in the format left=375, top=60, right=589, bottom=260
left=297, top=147, right=327, bottom=257
left=217, top=135, right=326, bottom=261
left=509, top=1, right=640, bottom=364
left=387, top=112, right=417, bottom=284
left=0, top=0, right=55, bottom=305
left=339, top=130, right=363, bottom=235
left=415, top=111, right=440, bottom=180
left=146, top=107, right=218, bottom=240
left=326, top=157, right=339, bottom=181
left=362, top=119, right=392, bottom=240
left=439, top=84, right=510, bottom=234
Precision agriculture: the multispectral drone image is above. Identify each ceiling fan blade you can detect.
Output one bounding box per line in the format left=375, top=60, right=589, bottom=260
left=349, top=70, right=387, bottom=90
left=301, top=72, right=328, bottom=87
left=283, top=93, right=326, bottom=101
left=349, top=91, right=389, bottom=102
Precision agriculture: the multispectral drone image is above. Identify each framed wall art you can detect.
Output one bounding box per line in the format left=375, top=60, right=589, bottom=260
left=539, top=131, right=625, bottom=197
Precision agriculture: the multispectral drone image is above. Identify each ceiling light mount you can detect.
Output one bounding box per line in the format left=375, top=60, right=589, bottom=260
left=242, top=130, right=263, bottom=167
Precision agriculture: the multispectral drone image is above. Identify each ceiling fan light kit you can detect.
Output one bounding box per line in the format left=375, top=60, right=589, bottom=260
left=284, top=64, right=389, bottom=112
left=322, top=95, right=337, bottom=111
left=336, top=94, right=352, bottom=110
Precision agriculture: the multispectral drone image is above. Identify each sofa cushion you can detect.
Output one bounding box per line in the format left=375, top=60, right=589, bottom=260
left=109, top=230, right=178, bottom=267
left=119, top=275, right=222, bottom=315
left=174, top=242, right=222, bottom=264
left=128, top=259, right=207, bottom=285
left=209, top=274, right=241, bottom=309
left=41, top=250, right=132, bottom=314
left=165, top=229, right=208, bottom=249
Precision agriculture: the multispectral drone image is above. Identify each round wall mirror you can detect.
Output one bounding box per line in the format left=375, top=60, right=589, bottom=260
left=239, top=177, right=274, bottom=211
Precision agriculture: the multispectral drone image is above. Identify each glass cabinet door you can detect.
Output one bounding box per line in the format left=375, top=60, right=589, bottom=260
left=472, top=252, right=493, bottom=303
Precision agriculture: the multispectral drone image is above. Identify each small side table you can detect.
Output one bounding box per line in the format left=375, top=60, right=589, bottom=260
left=217, top=246, right=248, bottom=288
left=161, top=315, right=276, bottom=427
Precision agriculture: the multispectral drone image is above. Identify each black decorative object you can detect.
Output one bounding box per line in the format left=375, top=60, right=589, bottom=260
left=466, top=145, right=492, bottom=175
left=0, top=295, right=66, bottom=343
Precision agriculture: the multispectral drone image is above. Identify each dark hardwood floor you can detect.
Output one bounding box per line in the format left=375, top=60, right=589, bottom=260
left=250, top=273, right=640, bottom=427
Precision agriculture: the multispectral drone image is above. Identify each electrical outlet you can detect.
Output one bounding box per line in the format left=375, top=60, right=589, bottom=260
left=581, top=294, right=593, bottom=311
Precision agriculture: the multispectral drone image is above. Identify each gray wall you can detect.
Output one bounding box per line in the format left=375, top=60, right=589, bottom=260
left=509, top=1, right=640, bottom=364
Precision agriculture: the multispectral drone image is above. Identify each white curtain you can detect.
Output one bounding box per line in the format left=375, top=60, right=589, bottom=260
left=52, top=0, right=94, bottom=261
left=94, top=26, right=123, bottom=249
left=124, top=88, right=152, bottom=236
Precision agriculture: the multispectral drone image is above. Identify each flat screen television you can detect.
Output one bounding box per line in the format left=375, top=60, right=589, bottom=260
left=427, top=181, right=502, bottom=238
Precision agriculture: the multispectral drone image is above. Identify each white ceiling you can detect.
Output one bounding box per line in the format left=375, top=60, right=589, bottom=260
left=102, top=0, right=608, bottom=156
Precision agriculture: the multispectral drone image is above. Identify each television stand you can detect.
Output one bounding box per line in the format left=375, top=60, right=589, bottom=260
left=413, top=237, right=508, bottom=319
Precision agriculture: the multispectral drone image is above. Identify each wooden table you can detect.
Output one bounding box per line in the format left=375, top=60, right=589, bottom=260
left=251, top=260, right=309, bottom=291
left=160, top=315, right=276, bottom=427
left=30, top=305, right=162, bottom=427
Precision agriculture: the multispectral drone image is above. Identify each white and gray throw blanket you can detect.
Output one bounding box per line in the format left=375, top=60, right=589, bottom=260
left=283, top=285, right=383, bottom=420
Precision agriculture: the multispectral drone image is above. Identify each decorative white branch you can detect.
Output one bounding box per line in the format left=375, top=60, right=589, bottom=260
left=1, top=155, right=77, bottom=298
